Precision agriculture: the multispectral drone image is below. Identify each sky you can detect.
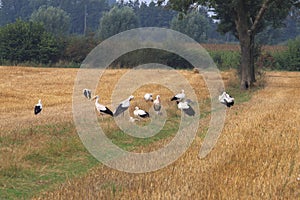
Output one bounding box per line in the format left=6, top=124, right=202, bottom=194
left=117, top=0, right=158, bottom=5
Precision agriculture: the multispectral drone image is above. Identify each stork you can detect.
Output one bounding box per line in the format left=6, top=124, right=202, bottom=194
left=219, top=92, right=234, bottom=107
left=92, top=95, right=113, bottom=117
left=34, top=99, right=42, bottom=115
left=134, top=107, right=150, bottom=118
left=177, top=100, right=195, bottom=116
left=144, top=93, right=153, bottom=102
left=83, top=88, right=92, bottom=100
left=171, top=89, right=185, bottom=101
left=113, top=95, right=134, bottom=117
left=153, top=95, right=162, bottom=115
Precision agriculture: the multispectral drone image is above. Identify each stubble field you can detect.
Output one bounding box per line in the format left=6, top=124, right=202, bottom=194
left=0, top=66, right=299, bottom=199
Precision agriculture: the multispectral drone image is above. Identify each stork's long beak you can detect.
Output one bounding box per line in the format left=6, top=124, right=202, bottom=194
left=91, top=96, right=97, bottom=100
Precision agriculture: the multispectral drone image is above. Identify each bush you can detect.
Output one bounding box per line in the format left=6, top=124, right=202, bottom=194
left=255, top=52, right=277, bottom=70
left=209, top=50, right=240, bottom=70
left=0, top=19, right=63, bottom=65
left=272, top=37, right=300, bottom=71
left=110, top=48, right=194, bottom=69
left=62, top=34, right=98, bottom=63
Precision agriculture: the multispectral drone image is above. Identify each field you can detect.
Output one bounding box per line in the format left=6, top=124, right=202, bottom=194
left=0, top=66, right=299, bottom=199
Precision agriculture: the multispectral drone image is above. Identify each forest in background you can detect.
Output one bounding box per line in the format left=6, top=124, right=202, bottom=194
left=0, top=0, right=299, bottom=71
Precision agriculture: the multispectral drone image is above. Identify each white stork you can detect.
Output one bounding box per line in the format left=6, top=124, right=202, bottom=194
left=83, top=88, right=92, bottom=100
left=134, top=107, right=150, bottom=118
left=153, top=95, right=162, bottom=115
left=34, top=99, right=42, bottom=115
left=144, top=93, right=153, bottom=102
left=177, top=100, right=195, bottom=116
left=113, top=95, right=134, bottom=117
left=219, top=92, right=234, bottom=107
left=92, top=95, right=113, bottom=117
left=171, top=89, right=185, bottom=102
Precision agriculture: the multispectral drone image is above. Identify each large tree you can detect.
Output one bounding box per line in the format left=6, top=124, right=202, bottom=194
left=163, top=0, right=300, bottom=89
left=99, top=6, right=139, bottom=40
left=30, top=6, right=70, bottom=36
left=0, top=19, right=62, bottom=64
left=171, top=10, right=210, bottom=43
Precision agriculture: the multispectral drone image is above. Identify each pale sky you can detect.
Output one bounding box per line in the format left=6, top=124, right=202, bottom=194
left=117, top=0, right=157, bottom=5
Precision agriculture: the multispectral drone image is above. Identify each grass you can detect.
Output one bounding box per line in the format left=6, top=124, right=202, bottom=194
left=1, top=67, right=299, bottom=199
left=0, top=122, right=100, bottom=200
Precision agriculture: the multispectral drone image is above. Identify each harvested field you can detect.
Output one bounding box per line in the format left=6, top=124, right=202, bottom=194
left=0, top=66, right=299, bottom=199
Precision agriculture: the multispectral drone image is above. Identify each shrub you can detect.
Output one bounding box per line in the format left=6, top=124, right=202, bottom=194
left=62, top=34, right=98, bottom=63
left=0, top=19, right=62, bottom=65
left=209, top=50, right=240, bottom=70
left=272, top=37, right=300, bottom=71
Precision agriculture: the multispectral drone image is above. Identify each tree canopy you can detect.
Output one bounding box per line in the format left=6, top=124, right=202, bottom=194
left=30, top=6, right=71, bottom=36
left=99, top=6, right=139, bottom=40
left=165, top=0, right=300, bottom=89
left=171, top=10, right=210, bottom=43
left=0, top=19, right=62, bottom=64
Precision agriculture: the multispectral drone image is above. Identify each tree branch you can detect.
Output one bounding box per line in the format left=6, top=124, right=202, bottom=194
left=249, top=0, right=273, bottom=34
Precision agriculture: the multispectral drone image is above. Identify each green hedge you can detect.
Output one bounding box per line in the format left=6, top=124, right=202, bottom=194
left=272, top=37, right=300, bottom=71
left=209, top=50, right=240, bottom=70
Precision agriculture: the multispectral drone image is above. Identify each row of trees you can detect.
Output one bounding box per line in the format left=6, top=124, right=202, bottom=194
left=0, top=0, right=299, bottom=90
left=1, top=0, right=299, bottom=44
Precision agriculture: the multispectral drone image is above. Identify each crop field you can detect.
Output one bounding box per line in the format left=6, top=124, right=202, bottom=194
left=0, top=66, right=299, bottom=199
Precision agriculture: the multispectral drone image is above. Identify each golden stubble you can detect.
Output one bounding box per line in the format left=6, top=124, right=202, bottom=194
left=1, top=66, right=299, bottom=199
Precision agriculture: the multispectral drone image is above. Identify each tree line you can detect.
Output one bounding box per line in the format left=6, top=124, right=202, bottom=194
left=1, top=0, right=299, bottom=42
left=0, top=0, right=299, bottom=78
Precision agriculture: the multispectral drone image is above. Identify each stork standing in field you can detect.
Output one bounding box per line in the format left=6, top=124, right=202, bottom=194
left=92, top=95, right=113, bottom=117
left=219, top=92, right=234, bottom=107
left=134, top=107, right=150, bottom=118
left=144, top=93, right=153, bottom=102
left=153, top=95, right=162, bottom=115
left=171, top=89, right=185, bottom=102
left=34, top=99, right=42, bottom=115
left=113, top=95, right=134, bottom=117
left=177, top=100, right=195, bottom=116
left=83, top=88, right=92, bottom=100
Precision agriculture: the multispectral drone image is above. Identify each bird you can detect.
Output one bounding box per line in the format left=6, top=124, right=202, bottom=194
left=219, top=92, right=234, bottom=107
left=92, top=95, right=113, bottom=117
left=83, top=88, right=92, bottom=100
left=153, top=95, right=162, bottom=115
left=113, top=95, right=134, bottom=117
left=171, top=89, right=185, bottom=101
left=177, top=100, right=195, bottom=116
left=134, top=107, right=150, bottom=118
left=34, top=99, right=42, bottom=115
left=144, top=93, right=153, bottom=102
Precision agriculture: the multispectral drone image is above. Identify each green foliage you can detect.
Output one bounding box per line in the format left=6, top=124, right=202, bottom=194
left=30, top=6, right=71, bottom=36
left=0, top=19, right=62, bottom=64
left=63, top=34, right=98, bottom=63
left=209, top=50, right=240, bottom=70
left=171, top=11, right=210, bottom=43
left=273, top=37, right=300, bottom=71
left=99, top=6, right=139, bottom=40
left=133, top=1, right=177, bottom=28
left=110, top=48, right=193, bottom=69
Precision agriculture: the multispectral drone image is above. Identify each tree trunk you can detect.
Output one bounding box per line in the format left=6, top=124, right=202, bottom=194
left=250, top=33, right=256, bottom=83
left=235, top=0, right=252, bottom=89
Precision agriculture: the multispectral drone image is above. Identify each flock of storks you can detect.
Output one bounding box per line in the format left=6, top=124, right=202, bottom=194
left=34, top=89, right=234, bottom=118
